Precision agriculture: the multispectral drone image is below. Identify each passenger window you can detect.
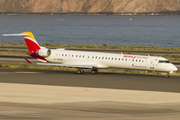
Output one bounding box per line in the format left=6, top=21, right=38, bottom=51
left=122, top=58, right=124, bottom=61
left=72, top=55, right=74, bottom=57
left=119, top=58, right=120, bottom=60
left=102, top=57, right=104, bottom=59
left=125, top=59, right=127, bottom=61
left=112, top=58, right=113, bottom=60
left=62, top=54, right=64, bottom=56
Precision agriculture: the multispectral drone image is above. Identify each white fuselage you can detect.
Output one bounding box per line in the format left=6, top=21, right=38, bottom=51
left=43, top=49, right=178, bottom=73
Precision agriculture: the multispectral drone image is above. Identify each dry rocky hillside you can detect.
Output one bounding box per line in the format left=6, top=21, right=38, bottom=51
left=0, top=0, right=180, bottom=13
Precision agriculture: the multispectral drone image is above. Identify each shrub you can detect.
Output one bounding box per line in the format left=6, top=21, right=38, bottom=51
left=103, top=44, right=107, bottom=47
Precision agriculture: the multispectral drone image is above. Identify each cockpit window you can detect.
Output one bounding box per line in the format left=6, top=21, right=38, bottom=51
left=158, top=60, right=170, bottom=63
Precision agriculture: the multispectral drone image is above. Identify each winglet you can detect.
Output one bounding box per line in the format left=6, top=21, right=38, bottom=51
left=22, top=56, right=33, bottom=64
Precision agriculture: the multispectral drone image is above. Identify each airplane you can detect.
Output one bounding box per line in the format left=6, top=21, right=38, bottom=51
left=2, top=32, right=178, bottom=78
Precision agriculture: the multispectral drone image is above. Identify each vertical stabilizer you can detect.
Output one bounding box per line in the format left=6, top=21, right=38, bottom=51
left=2, top=32, right=47, bottom=62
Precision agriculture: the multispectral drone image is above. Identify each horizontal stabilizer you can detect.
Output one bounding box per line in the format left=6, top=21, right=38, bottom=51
left=2, top=34, right=30, bottom=37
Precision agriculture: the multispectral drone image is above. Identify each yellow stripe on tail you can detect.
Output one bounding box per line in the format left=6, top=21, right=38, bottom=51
left=20, top=32, right=36, bottom=42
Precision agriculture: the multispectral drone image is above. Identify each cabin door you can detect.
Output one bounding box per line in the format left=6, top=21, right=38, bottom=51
left=149, top=59, right=158, bottom=70
left=150, top=59, right=155, bottom=69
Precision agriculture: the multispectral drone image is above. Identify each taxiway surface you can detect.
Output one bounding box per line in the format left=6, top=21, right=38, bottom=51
left=0, top=68, right=180, bottom=93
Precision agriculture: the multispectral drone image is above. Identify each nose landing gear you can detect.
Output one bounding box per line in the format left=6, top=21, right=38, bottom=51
left=165, top=73, right=169, bottom=78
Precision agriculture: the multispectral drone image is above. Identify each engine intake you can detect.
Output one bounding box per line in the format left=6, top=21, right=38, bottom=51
left=36, top=48, right=51, bottom=57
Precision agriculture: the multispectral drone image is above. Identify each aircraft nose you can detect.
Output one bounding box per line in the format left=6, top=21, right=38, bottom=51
left=172, top=65, right=178, bottom=71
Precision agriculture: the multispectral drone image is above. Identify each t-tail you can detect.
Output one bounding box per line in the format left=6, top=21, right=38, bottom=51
left=2, top=32, right=48, bottom=62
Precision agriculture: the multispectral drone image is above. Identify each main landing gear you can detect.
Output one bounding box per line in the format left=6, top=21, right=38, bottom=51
left=91, top=69, right=98, bottom=74
left=76, top=69, right=98, bottom=74
left=77, top=69, right=84, bottom=74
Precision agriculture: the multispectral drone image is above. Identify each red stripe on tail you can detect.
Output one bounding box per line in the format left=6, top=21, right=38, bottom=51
left=24, top=38, right=40, bottom=51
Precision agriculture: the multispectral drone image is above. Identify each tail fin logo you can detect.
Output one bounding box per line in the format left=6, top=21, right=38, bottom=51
left=20, top=32, right=40, bottom=51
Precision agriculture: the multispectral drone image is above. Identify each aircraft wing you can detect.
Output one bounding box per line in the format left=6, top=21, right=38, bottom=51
left=37, top=63, right=93, bottom=69
left=22, top=56, right=98, bottom=69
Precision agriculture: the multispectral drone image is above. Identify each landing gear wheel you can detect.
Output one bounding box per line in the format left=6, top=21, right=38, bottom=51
left=81, top=70, right=84, bottom=74
left=91, top=70, right=95, bottom=74
left=166, top=73, right=169, bottom=78
left=77, top=70, right=81, bottom=74
left=77, top=69, right=84, bottom=74
left=95, top=70, right=98, bottom=74
left=91, top=69, right=98, bottom=74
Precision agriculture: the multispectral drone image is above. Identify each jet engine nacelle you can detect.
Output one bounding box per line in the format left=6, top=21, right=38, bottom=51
left=35, top=48, right=51, bottom=57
